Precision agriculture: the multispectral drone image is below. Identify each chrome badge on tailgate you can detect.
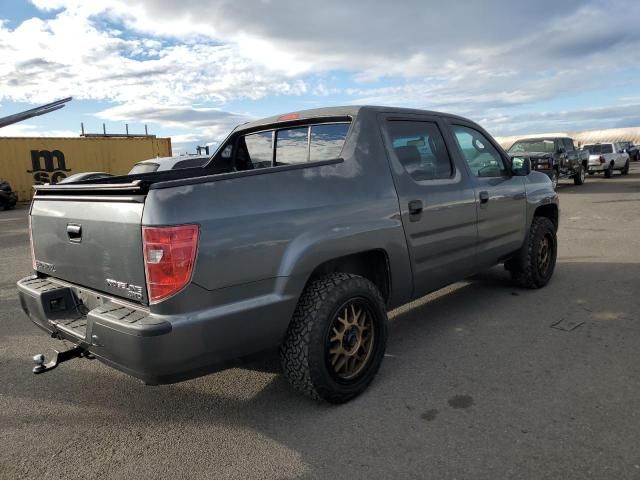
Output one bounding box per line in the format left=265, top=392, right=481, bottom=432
left=105, top=278, right=144, bottom=301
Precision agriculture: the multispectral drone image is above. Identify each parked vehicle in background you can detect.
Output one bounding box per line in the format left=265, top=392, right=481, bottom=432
left=18, top=106, right=559, bottom=403
left=583, top=143, right=630, bottom=177
left=128, top=154, right=210, bottom=174
left=58, top=172, right=114, bottom=184
left=508, top=137, right=586, bottom=189
left=0, top=178, right=17, bottom=210
left=618, top=141, right=639, bottom=161
left=58, top=156, right=210, bottom=184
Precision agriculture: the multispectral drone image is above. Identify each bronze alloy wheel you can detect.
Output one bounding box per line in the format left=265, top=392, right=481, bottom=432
left=326, top=299, right=375, bottom=381
left=538, top=233, right=553, bottom=276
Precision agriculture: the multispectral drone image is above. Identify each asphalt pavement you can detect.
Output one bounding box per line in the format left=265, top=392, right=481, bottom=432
left=1, top=166, right=639, bottom=479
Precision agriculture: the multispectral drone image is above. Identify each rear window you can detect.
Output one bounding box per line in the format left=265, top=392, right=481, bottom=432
left=244, top=131, right=273, bottom=169
left=276, top=127, right=309, bottom=165
left=585, top=144, right=613, bottom=154
left=128, top=163, right=159, bottom=174
left=235, top=122, right=350, bottom=170
left=310, top=124, right=350, bottom=161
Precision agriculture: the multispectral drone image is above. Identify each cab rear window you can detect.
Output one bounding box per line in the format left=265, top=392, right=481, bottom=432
left=234, top=122, right=350, bottom=170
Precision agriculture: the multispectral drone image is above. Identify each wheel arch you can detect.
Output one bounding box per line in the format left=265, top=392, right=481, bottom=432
left=534, top=203, right=559, bottom=232
left=304, top=250, right=392, bottom=304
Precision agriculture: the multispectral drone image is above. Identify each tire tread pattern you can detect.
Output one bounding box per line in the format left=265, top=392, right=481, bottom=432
left=280, top=272, right=387, bottom=403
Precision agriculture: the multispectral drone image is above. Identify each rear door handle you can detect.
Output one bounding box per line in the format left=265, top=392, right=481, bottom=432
left=67, top=223, right=82, bottom=242
left=408, top=200, right=423, bottom=219
left=479, top=191, right=489, bottom=204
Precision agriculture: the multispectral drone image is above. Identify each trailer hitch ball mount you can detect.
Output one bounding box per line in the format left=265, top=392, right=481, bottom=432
left=32, top=346, right=95, bottom=374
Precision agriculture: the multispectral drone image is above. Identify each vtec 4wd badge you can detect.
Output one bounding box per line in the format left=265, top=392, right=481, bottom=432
left=105, top=278, right=144, bottom=300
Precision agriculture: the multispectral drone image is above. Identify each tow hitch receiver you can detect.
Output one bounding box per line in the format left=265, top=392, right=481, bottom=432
left=32, top=346, right=94, bottom=374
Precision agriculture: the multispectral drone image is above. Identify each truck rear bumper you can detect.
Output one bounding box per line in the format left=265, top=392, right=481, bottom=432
left=17, top=275, right=297, bottom=384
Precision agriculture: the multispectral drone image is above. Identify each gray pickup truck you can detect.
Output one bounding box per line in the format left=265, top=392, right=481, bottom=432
left=17, top=106, right=559, bottom=403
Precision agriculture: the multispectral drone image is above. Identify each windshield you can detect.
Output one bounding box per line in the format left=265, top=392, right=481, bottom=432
left=583, top=144, right=613, bottom=154
left=128, top=162, right=159, bottom=174
left=509, top=139, right=556, bottom=154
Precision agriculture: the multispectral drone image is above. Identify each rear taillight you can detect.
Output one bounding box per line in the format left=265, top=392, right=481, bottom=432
left=599, top=156, right=606, bottom=164
left=28, top=215, right=36, bottom=271
left=142, top=224, right=199, bottom=304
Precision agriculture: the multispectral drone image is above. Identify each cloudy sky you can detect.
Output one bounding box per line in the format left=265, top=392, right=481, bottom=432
left=1, top=0, right=640, bottom=151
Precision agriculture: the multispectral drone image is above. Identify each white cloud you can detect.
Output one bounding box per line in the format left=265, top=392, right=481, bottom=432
left=0, top=122, right=79, bottom=137
left=95, top=103, right=252, bottom=142
left=2, top=0, right=640, bottom=142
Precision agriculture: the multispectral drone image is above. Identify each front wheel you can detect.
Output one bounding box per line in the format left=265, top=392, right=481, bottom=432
left=573, top=165, right=585, bottom=185
left=621, top=160, right=630, bottom=175
left=281, top=273, right=388, bottom=403
left=510, top=217, right=557, bottom=289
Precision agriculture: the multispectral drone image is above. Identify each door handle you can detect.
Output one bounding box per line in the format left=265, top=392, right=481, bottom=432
left=408, top=200, right=423, bottom=217
left=67, top=223, right=82, bottom=242
left=479, top=191, right=489, bottom=204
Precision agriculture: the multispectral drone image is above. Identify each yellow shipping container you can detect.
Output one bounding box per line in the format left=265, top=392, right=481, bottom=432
left=0, top=136, right=172, bottom=201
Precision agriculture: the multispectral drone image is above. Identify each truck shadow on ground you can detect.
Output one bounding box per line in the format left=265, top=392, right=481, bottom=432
left=2, top=261, right=639, bottom=479
left=557, top=167, right=640, bottom=195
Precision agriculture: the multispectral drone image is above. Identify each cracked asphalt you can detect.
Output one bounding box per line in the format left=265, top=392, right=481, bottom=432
left=1, top=165, right=639, bottom=479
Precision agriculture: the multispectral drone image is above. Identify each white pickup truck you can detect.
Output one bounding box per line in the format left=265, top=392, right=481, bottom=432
left=583, top=143, right=630, bottom=177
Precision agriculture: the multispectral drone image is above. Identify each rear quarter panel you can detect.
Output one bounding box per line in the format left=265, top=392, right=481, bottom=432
left=142, top=110, right=412, bottom=314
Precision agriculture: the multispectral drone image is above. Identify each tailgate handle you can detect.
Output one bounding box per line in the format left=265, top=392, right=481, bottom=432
left=67, top=223, right=82, bottom=242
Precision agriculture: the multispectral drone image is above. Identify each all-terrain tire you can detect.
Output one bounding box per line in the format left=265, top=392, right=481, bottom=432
left=510, top=217, right=557, bottom=289
left=280, top=273, right=388, bottom=404
left=573, top=165, right=585, bottom=185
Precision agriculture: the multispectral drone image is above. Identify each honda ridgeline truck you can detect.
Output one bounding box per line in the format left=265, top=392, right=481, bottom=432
left=18, top=106, right=559, bottom=403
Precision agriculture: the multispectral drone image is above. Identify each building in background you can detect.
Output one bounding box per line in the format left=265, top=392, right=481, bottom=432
left=0, top=136, right=171, bottom=201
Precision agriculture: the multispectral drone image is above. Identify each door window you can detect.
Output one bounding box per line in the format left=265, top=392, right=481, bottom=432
left=563, top=138, right=575, bottom=152
left=386, top=121, right=453, bottom=181
left=451, top=125, right=507, bottom=177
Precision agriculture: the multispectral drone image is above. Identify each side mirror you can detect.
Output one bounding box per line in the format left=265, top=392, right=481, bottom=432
left=557, top=147, right=565, bottom=154
left=619, top=149, right=625, bottom=154
left=511, top=156, right=531, bottom=176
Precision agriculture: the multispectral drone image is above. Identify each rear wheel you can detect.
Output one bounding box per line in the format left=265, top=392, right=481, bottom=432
left=281, top=273, right=388, bottom=403
left=510, top=217, right=557, bottom=289
left=573, top=165, right=585, bottom=185
left=604, top=162, right=614, bottom=178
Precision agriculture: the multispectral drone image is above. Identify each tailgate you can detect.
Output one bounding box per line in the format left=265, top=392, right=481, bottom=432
left=31, top=197, right=148, bottom=304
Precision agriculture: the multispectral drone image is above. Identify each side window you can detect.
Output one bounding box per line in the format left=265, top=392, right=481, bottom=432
left=563, top=138, right=574, bottom=152
left=243, top=131, right=273, bottom=169
left=451, top=125, right=507, bottom=177
left=309, top=124, right=349, bottom=161
left=386, top=120, right=453, bottom=181
left=276, top=127, right=309, bottom=165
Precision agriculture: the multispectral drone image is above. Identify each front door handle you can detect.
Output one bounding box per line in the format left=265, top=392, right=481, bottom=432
left=479, top=191, right=489, bottom=204
left=408, top=199, right=423, bottom=218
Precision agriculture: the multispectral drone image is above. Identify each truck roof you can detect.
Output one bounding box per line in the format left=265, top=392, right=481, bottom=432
left=513, top=136, right=574, bottom=142
left=237, top=105, right=472, bottom=131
